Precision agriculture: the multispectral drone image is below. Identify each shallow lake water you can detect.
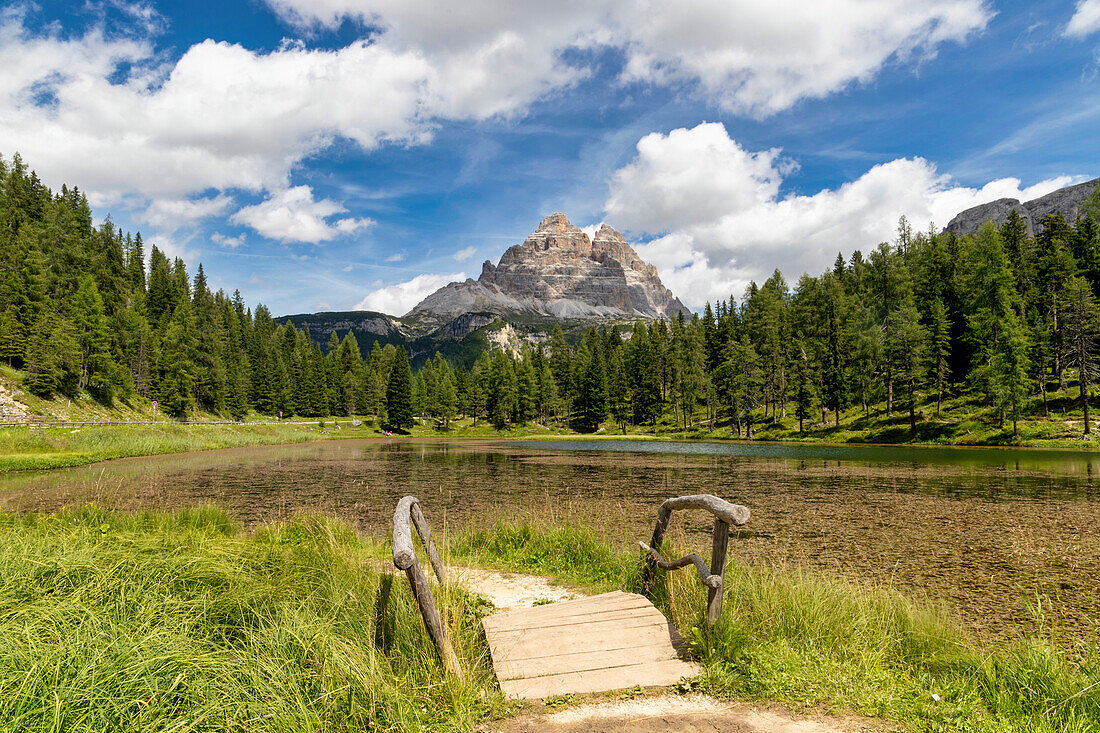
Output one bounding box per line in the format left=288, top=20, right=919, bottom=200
left=2, top=438, right=1098, bottom=642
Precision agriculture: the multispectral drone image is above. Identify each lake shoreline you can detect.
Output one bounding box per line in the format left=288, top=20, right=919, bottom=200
left=5, top=416, right=1100, bottom=474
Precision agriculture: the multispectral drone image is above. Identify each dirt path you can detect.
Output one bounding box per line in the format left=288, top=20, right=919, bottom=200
left=454, top=568, right=893, bottom=733
left=493, top=695, right=892, bottom=732
left=452, top=566, right=582, bottom=610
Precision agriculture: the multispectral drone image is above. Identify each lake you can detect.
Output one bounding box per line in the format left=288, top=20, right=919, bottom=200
left=2, top=437, right=1098, bottom=642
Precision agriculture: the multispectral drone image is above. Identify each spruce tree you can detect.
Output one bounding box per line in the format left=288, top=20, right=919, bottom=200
left=385, top=347, right=414, bottom=430
left=1061, top=277, right=1099, bottom=436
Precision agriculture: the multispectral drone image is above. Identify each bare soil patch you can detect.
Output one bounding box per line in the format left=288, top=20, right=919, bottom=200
left=491, top=694, right=893, bottom=733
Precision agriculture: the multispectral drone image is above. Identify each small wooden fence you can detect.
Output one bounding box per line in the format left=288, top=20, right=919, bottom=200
left=391, top=492, right=751, bottom=680
left=639, top=494, right=751, bottom=626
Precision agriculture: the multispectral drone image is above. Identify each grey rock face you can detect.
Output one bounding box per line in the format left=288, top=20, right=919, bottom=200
left=435, top=312, right=497, bottom=340
left=406, top=213, right=691, bottom=327
left=944, top=178, right=1099, bottom=237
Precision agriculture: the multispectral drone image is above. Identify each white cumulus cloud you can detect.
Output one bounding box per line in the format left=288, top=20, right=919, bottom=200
left=0, top=0, right=990, bottom=214
left=609, top=122, right=1078, bottom=309
left=355, top=272, right=466, bottom=315
left=230, top=186, right=374, bottom=243
left=141, top=194, right=233, bottom=232
left=264, top=0, right=991, bottom=117
left=1067, top=0, right=1100, bottom=37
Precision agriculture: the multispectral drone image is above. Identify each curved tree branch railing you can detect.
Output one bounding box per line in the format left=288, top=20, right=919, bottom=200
left=641, top=494, right=751, bottom=627
left=392, top=496, right=462, bottom=678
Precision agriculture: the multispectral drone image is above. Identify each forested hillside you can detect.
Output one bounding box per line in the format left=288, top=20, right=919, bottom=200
left=372, top=194, right=1100, bottom=440
left=3, top=152, right=1100, bottom=440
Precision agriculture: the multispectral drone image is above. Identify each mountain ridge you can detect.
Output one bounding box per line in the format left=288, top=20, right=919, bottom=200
left=944, top=177, right=1099, bottom=237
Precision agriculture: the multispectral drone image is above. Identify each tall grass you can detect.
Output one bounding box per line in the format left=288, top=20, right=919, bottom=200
left=453, top=521, right=1100, bottom=732
left=0, top=506, right=503, bottom=732
left=4, top=507, right=1097, bottom=731
left=0, top=423, right=337, bottom=472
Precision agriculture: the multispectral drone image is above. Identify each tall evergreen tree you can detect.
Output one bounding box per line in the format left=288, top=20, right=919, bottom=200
left=385, top=346, right=414, bottom=430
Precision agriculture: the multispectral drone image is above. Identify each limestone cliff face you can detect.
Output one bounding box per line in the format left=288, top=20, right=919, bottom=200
left=944, top=178, right=1099, bottom=237
left=406, top=213, right=690, bottom=328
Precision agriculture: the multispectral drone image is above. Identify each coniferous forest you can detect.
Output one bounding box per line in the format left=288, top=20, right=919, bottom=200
left=4, top=152, right=1100, bottom=439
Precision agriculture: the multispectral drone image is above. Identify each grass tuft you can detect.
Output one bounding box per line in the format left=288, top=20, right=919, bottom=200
left=452, top=521, right=1100, bottom=732
left=0, top=506, right=504, bottom=732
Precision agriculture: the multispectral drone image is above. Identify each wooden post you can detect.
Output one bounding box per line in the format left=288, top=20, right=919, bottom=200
left=643, top=505, right=672, bottom=591
left=392, top=496, right=462, bottom=679
left=707, top=518, right=729, bottom=626
left=405, top=561, right=463, bottom=679
left=412, top=502, right=447, bottom=586
left=640, top=495, right=746, bottom=627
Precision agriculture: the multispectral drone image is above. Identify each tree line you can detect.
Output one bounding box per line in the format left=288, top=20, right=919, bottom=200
left=3, top=152, right=1100, bottom=436
left=409, top=203, right=1100, bottom=438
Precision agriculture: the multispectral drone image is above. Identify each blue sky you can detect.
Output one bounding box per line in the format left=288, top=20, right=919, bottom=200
left=3, top=0, right=1100, bottom=315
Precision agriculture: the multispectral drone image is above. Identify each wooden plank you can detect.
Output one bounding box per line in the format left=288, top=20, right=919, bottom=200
left=481, top=589, right=642, bottom=620
left=483, top=591, right=635, bottom=623
left=488, top=615, right=671, bottom=643
left=499, top=659, right=698, bottom=699
left=483, top=604, right=664, bottom=633
left=482, top=590, right=699, bottom=699
left=487, top=623, right=683, bottom=666
left=495, top=642, right=680, bottom=680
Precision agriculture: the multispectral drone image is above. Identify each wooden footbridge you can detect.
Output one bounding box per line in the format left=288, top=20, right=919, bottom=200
left=392, top=494, right=750, bottom=699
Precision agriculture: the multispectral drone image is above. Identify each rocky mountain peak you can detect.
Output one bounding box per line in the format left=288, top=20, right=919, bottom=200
left=405, top=213, right=691, bottom=330
left=535, top=212, right=578, bottom=233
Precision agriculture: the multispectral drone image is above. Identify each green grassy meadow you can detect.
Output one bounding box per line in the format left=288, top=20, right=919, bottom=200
left=1, top=506, right=1097, bottom=732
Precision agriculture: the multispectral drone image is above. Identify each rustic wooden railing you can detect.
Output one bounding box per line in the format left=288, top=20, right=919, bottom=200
left=640, top=494, right=751, bottom=627
left=392, top=496, right=462, bottom=678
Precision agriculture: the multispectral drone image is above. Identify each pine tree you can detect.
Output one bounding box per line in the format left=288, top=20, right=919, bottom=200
left=572, top=335, right=609, bottom=433
left=385, top=346, right=414, bottom=430
left=1061, top=277, right=1100, bottom=436
left=607, top=345, right=630, bottom=432
left=928, top=298, right=951, bottom=416
left=128, top=232, right=146, bottom=291
left=886, top=303, right=927, bottom=438
left=627, top=322, right=661, bottom=425
left=70, top=275, right=115, bottom=402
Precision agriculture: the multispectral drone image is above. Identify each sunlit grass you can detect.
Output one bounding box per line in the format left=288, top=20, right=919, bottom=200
left=453, top=520, right=1100, bottom=732
left=0, top=506, right=505, bottom=732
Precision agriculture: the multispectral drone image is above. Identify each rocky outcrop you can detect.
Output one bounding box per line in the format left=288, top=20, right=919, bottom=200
left=944, top=178, right=1100, bottom=237
left=435, top=312, right=497, bottom=340
left=406, top=213, right=690, bottom=329
left=0, top=382, right=28, bottom=422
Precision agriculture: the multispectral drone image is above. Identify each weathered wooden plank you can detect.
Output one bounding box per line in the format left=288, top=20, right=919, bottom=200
left=488, top=614, right=671, bottom=643
left=482, top=591, right=698, bottom=699
left=495, top=643, right=680, bottom=680
left=483, top=591, right=635, bottom=623
left=486, top=621, right=678, bottom=660
left=483, top=604, right=663, bottom=633
left=498, top=659, right=698, bottom=699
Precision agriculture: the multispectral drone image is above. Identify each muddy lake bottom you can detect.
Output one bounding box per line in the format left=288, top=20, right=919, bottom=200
left=2, top=438, right=1099, bottom=646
